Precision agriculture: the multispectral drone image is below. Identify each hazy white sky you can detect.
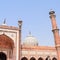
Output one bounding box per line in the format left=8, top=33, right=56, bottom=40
left=0, top=0, right=60, bottom=46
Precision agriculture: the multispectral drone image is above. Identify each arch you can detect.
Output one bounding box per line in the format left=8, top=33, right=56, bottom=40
left=0, top=52, right=7, bottom=60
left=45, top=56, right=51, bottom=60
left=38, top=57, right=43, bottom=60
left=52, top=57, right=57, bottom=60
left=0, top=34, right=14, bottom=49
left=30, top=57, right=36, bottom=60
left=21, top=57, right=28, bottom=60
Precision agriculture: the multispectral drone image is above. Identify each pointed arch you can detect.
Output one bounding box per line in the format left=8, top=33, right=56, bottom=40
left=30, top=57, right=36, bottom=60
left=52, top=57, right=57, bottom=60
left=45, top=56, right=51, bottom=60
left=38, top=57, right=43, bottom=60
left=0, top=52, right=7, bottom=60
left=0, top=34, right=14, bottom=49
left=21, top=57, right=28, bottom=60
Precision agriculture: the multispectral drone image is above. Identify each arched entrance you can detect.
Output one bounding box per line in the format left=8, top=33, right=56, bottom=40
left=52, top=57, right=57, bottom=60
left=21, top=57, right=28, bottom=60
left=38, top=57, right=43, bottom=60
left=30, top=57, right=36, bottom=60
left=0, top=52, right=7, bottom=60
left=45, top=56, right=51, bottom=60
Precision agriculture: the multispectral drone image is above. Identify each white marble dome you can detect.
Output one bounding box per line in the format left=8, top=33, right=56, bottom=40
left=23, top=32, right=38, bottom=46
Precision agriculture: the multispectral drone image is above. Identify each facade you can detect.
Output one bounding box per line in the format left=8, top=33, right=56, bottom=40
left=0, top=10, right=60, bottom=60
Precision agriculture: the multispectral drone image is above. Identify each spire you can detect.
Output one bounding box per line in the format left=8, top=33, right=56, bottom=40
left=2, top=18, right=7, bottom=25
left=28, top=31, right=32, bottom=37
left=3, top=18, right=6, bottom=24
left=29, top=31, right=31, bottom=35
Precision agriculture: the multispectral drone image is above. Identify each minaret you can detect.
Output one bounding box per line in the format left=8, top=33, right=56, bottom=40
left=18, top=20, right=22, bottom=60
left=49, top=10, right=60, bottom=60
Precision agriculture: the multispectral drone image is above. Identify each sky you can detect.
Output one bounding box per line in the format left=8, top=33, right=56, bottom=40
left=0, top=0, right=60, bottom=46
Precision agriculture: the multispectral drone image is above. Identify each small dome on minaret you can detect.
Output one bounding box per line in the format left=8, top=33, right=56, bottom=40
left=49, top=9, right=55, bottom=15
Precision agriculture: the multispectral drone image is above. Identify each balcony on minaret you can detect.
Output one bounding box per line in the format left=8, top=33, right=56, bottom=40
left=49, top=9, right=55, bottom=15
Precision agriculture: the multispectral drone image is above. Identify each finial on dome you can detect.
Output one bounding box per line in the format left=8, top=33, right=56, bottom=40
left=28, top=31, right=32, bottom=36
left=3, top=18, right=6, bottom=24
left=29, top=31, right=31, bottom=35
left=27, top=31, right=32, bottom=37
left=2, top=18, right=7, bottom=25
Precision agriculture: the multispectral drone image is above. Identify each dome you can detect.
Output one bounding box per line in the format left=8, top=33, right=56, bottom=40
left=23, top=33, right=38, bottom=46
left=0, top=34, right=14, bottom=49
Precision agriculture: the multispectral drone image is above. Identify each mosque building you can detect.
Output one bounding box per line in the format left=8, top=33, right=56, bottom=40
left=0, top=10, right=60, bottom=60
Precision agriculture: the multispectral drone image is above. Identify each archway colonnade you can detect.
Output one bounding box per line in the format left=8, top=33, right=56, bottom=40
left=21, top=56, right=57, bottom=60
left=0, top=52, right=57, bottom=60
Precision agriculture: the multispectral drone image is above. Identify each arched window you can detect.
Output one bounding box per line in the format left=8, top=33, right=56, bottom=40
left=52, top=57, right=57, bottom=60
left=0, top=52, right=7, bottom=60
left=38, top=57, right=43, bottom=60
left=30, top=57, right=36, bottom=60
left=45, top=56, right=51, bottom=60
left=21, top=57, right=28, bottom=60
